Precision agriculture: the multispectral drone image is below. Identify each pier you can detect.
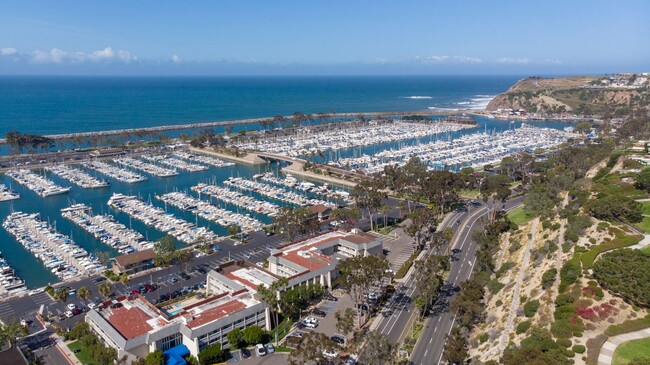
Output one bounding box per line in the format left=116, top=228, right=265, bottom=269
left=223, top=176, right=336, bottom=208
left=45, top=164, right=110, bottom=189
left=6, top=169, right=71, bottom=197
left=114, top=157, right=179, bottom=177
left=83, top=160, right=148, bottom=183
left=156, top=191, right=263, bottom=231
left=192, top=183, right=280, bottom=217
left=61, top=203, right=154, bottom=254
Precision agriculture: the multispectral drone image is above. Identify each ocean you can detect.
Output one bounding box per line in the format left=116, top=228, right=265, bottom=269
left=0, top=75, right=567, bottom=289
left=0, top=75, right=520, bottom=136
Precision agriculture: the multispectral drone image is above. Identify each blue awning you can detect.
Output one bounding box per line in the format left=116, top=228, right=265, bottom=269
left=163, top=344, right=189, bottom=365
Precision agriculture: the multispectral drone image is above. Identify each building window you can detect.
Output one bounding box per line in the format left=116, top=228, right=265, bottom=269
left=158, top=332, right=182, bottom=351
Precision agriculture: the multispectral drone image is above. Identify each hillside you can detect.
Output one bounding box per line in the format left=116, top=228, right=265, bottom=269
left=486, top=74, right=650, bottom=117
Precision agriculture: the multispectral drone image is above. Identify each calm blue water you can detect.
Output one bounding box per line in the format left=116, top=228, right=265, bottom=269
left=0, top=75, right=569, bottom=289
left=0, top=75, right=520, bottom=136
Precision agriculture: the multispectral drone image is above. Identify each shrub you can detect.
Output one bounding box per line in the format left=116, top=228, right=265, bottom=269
left=145, top=350, right=164, bottom=365
left=488, top=279, right=505, bottom=295
left=572, top=345, right=586, bottom=354
left=593, top=249, right=650, bottom=307
left=226, top=328, right=244, bottom=348
left=198, top=343, right=225, bottom=365
left=557, top=338, right=572, bottom=348
left=478, top=332, right=489, bottom=344
left=242, top=326, right=264, bottom=345
left=542, top=268, right=558, bottom=290
left=560, top=255, right=582, bottom=292
left=524, top=300, right=540, bottom=317
left=496, top=262, right=515, bottom=277
left=516, top=321, right=532, bottom=334
left=555, top=293, right=577, bottom=307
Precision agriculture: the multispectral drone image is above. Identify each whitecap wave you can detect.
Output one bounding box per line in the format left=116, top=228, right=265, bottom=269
left=402, top=96, right=433, bottom=99
left=428, top=106, right=460, bottom=111
left=455, top=94, right=495, bottom=110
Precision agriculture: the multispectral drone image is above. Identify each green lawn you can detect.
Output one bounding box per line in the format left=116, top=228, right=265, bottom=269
left=635, top=216, right=650, bottom=234
left=580, top=228, right=643, bottom=270
left=460, top=189, right=480, bottom=198
left=67, top=341, right=96, bottom=365
left=612, top=337, right=650, bottom=365
left=507, top=206, right=533, bottom=225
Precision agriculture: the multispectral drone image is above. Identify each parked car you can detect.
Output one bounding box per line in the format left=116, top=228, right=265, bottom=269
left=323, top=349, right=338, bottom=359
left=87, top=303, right=96, bottom=309
left=240, top=348, right=251, bottom=358
left=265, top=343, right=275, bottom=354
left=312, top=308, right=327, bottom=317
left=67, top=303, right=76, bottom=310
left=330, top=336, right=345, bottom=345
left=255, top=344, right=267, bottom=356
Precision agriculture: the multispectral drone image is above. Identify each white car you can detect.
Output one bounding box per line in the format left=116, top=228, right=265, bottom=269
left=87, top=303, right=97, bottom=309
left=323, top=349, right=339, bottom=359
left=67, top=303, right=76, bottom=310
left=302, top=320, right=318, bottom=328
left=255, top=343, right=267, bottom=356
left=64, top=310, right=74, bottom=318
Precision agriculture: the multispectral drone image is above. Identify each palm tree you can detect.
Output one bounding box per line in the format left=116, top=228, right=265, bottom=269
left=380, top=204, right=391, bottom=229
left=118, top=273, right=130, bottom=288
left=257, top=277, right=288, bottom=345
left=77, top=286, right=91, bottom=307
left=53, top=287, right=70, bottom=328
left=0, top=320, right=28, bottom=348
left=98, top=282, right=113, bottom=300
left=175, top=250, right=193, bottom=272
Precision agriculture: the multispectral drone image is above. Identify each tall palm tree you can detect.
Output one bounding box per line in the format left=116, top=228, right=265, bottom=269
left=257, top=277, right=288, bottom=345
left=77, top=286, right=91, bottom=307
left=98, top=282, right=113, bottom=300
left=380, top=204, right=391, bottom=229
left=118, top=273, right=130, bottom=288
left=53, top=288, right=70, bottom=328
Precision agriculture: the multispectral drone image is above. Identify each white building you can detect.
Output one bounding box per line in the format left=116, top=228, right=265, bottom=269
left=86, top=287, right=269, bottom=359
left=266, top=229, right=383, bottom=290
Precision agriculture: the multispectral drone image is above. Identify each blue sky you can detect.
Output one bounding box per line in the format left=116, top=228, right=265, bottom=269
left=1, top=0, right=648, bottom=75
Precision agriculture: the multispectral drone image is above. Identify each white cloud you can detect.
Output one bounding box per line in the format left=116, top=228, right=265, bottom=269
left=497, top=57, right=562, bottom=65
left=414, top=55, right=482, bottom=64
left=170, top=54, right=181, bottom=64
left=1, top=47, right=17, bottom=55
left=28, top=47, right=136, bottom=64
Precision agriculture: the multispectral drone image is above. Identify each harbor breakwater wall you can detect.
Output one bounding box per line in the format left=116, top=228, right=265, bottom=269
left=0, top=110, right=471, bottom=144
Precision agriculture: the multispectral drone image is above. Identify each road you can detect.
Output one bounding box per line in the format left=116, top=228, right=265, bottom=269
left=408, top=196, right=523, bottom=365
left=372, top=206, right=470, bottom=347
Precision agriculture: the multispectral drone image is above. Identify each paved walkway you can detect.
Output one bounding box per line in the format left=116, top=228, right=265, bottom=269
left=598, top=328, right=650, bottom=365
left=498, top=218, right=539, bottom=352
left=628, top=234, right=650, bottom=250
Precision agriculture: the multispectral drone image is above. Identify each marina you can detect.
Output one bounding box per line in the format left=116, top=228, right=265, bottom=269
left=191, top=183, right=280, bottom=217
left=156, top=191, right=263, bottom=231
left=223, top=176, right=337, bottom=208
left=174, top=151, right=236, bottom=168
left=107, top=193, right=220, bottom=244
left=114, top=157, right=179, bottom=177
left=6, top=169, right=71, bottom=197
left=44, top=164, right=110, bottom=189
left=331, top=125, right=574, bottom=173
left=253, top=172, right=352, bottom=204
left=82, top=160, right=148, bottom=183
left=234, top=120, right=476, bottom=157
left=0, top=253, right=26, bottom=295
left=143, top=155, right=209, bottom=172
left=0, top=184, right=20, bottom=202
left=2, top=211, right=102, bottom=280
left=61, top=203, right=154, bottom=254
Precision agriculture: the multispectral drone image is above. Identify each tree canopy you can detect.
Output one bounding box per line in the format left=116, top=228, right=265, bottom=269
left=593, top=249, right=650, bottom=307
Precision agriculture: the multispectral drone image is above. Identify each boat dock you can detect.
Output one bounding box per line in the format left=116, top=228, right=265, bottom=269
left=2, top=212, right=102, bottom=280
left=254, top=172, right=352, bottom=204
left=191, top=183, right=279, bottom=217
left=0, top=253, right=26, bottom=296
left=156, top=191, right=263, bottom=231
left=83, top=160, right=148, bottom=183
left=174, top=151, right=235, bottom=168
left=223, top=177, right=336, bottom=208
left=45, top=164, right=110, bottom=189
left=61, top=203, right=154, bottom=254
left=107, top=193, right=219, bottom=244
left=6, top=169, right=71, bottom=197
left=0, top=184, right=20, bottom=202
left=114, top=157, right=179, bottom=177
left=142, top=155, right=209, bottom=172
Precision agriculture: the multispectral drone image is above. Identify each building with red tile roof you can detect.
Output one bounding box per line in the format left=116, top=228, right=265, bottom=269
left=267, top=229, right=383, bottom=289
left=86, top=284, right=269, bottom=361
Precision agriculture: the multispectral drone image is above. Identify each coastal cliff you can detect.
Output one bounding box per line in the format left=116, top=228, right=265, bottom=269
left=486, top=74, right=650, bottom=117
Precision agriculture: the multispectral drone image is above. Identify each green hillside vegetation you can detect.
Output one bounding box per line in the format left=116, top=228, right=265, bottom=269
left=593, top=249, right=650, bottom=307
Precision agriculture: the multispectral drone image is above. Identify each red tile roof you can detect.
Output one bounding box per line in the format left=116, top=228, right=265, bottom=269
left=187, top=300, right=247, bottom=329
left=282, top=250, right=331, bottom=273
left=106, top=304, right=154, bottom=340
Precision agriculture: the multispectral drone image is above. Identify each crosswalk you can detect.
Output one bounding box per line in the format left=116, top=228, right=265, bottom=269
left=0, top=301, right=15, bottom=318
left=31, top=292, right=54, bottom=306
left=391, top=246, right=415, bottom=272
